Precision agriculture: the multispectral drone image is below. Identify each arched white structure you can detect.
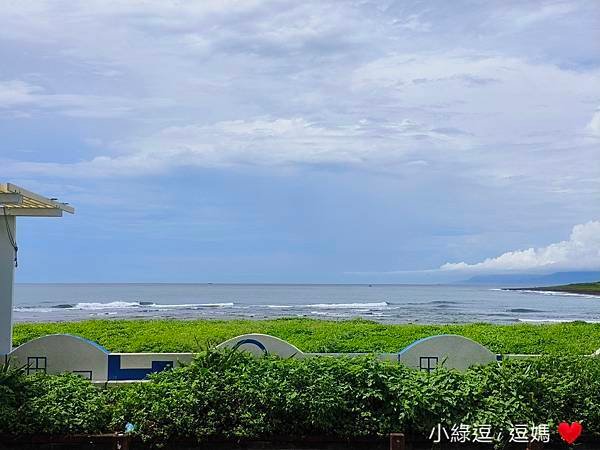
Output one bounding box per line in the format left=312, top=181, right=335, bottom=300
left=397, top=334, right=497, bottom=371
left=216, top=334, right=304, bottom=358
left=9, top=334, right=109, bottom=382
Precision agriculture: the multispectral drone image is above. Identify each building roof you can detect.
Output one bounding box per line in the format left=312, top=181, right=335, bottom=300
left=0, top=183, right=74, bottom=217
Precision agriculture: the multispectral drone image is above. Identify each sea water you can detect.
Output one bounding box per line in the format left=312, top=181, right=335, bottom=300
left=12, top=283, right=600, bottom=324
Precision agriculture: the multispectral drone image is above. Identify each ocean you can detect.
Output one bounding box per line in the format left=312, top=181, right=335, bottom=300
left=12, top=283, right=600, bottom=324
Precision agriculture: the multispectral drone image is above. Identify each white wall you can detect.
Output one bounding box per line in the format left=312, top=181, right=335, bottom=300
left=116, top=353, right=194, bottom=369
left=398, top=335, right=497, bottom=371
left=216, top=334, right=304, bottom=358
left=0, top=215, right=16, bottom=356
left=9, top=334, right=109, bottom=382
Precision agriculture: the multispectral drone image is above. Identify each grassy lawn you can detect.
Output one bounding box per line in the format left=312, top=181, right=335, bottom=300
left=12, top=318, right=600, bottom=355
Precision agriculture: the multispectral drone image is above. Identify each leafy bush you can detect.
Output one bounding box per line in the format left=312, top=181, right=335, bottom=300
left=0, top=370, right=110, bottom=436
left=108, top=352, right=600, bottom=445
left=0, top=362, right=27, bottom=432
left=2, top=352, right=600, bottom=446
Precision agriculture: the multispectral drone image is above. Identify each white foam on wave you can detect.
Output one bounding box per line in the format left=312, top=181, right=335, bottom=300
left=14, top=307, right=52, bottom=313
left=75, top=301, right=146, bottom=310
left=196, top=302, right=234, bottom=308
left=154, top=302, right=234, bottom=309
left=306, top=301, right=389, bottom=309
left=517, top=290, right=599, bottom=299
left=310, top=311, right=348, bottom=317
left=62, top=301, right=235, bottom=310
left=518, top=318, right=600, bottom=323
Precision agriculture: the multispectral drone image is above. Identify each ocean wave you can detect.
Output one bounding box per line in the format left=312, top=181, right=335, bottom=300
left=427, top=300, right=459, bottom=304
left=517, top=290, right=599, bottom=299
left=17, top=301, right=236, bottom=311
left=517, top=318, right=600, bottom=323
left=309, top=311, right=350, bottom=317
left=153, top=302, right=234, bottom=309
left=507, top=308, right=544, bottom=313
left=73, top=301, right=152, bottom=310
left=194, top=302, right=234, bottom=308
left=14, top=307, right=52, bottom=313
left=306, top=301, right=389, bottom=309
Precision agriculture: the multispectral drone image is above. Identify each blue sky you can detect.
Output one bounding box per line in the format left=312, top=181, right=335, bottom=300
left=1, top=1, right=599, bottom=283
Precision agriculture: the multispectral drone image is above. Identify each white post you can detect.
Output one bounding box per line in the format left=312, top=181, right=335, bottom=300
left=0, top=215, right=16, bottom=356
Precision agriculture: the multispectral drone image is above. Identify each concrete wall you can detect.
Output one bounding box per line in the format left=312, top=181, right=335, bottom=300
left=397, top=334, right=497, bottom=371
left=8, top=332, right=513, bottom=383
left=9, top=334, right=109, bottom=382
left=108, top=353, right=193, bottom=380
left=0, top=215, right=15, bottom=356
left=9, top=335, right=195, bottom=382
left=216, top=333, right=304, bottom=358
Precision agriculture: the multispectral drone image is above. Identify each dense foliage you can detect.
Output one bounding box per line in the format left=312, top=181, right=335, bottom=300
left=0, top=364, right=110, bottom=435
left=1, top=353, right=600, bottom=446
left=13, top=318, right=600, bottom=355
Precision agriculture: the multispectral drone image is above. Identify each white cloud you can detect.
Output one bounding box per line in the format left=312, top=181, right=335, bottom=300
left=3, top=117, right=465, bottom=177
left=6, top=47, right=598, bottom=190
left=0, top=80, right=170, bottom=118
left=351, top=53, right=600, bottom=131
left=391, top=14, right=431, bottom=32
left=0, top=0, right=598, bottom=281
left=441, top=221, right=600, bottom=272
left=493, top=1, right=576, bottom=28
left=0, top=2, right=598, bottom=205
left=587, top=109, right=600, bottom=137
left=0, top=80, right=43, bottom=106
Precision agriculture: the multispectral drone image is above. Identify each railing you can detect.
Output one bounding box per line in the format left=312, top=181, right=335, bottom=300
left=0, top=432, right=578, bottom=449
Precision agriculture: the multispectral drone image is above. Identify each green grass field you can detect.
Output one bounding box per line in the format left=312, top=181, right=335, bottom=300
left=12, top=318, right=600, bottom=355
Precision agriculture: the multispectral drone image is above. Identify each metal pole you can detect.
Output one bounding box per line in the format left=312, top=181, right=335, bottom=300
left=389, top=433, right=405, bottom=450
left=0, top=214, right=16, bottom=356
left=114, top=434, right=130, bottom=450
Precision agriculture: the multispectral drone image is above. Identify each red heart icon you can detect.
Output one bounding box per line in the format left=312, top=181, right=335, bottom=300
left=558, top=421, right=582, bottom=444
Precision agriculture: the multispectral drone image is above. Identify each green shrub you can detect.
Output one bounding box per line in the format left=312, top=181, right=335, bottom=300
left=108, top=352, right=600, bottom=445
left=2, top=352, right=600, bottom=446
left=0, top=362, right=27, bottom=432
left=0, top=371, right=111, bottom=436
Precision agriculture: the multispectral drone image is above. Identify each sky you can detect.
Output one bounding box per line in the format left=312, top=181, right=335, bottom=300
left=1, top=0, right=599, bottom=283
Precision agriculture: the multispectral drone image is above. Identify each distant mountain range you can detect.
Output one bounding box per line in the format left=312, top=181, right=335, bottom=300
left=460, top=271, right=600, bottom=287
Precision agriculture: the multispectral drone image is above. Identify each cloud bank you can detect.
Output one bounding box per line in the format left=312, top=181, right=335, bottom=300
left=1, top=1, right=599, bottom=281
left=441, top=221, right=600, bottom=273
left=3, top=117, right=465, bottom=176
left=1, top=1, right=599, bottom=184
left=588, top=108, right=600, bottom=137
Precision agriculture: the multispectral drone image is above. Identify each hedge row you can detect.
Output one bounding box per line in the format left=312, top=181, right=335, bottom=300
left=1, top=352, right=599, bottom=446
